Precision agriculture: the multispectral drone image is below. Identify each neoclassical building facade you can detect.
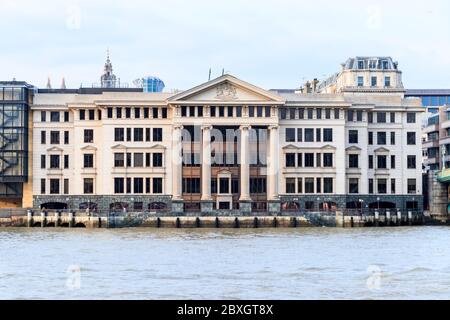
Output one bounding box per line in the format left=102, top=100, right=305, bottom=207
left=30, top=57, right=424, bottom=213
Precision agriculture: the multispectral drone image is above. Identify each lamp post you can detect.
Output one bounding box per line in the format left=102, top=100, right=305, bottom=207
left=377, top=197, right=380, bottom=211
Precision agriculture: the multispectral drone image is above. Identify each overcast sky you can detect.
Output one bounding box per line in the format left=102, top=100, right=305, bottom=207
left=1, top=0, right=449, bottom=91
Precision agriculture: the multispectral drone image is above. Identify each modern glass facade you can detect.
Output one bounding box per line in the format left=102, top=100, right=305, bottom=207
left=0, top=82, right=32, bottom=197
left=143, top=77, right=165, bottom=93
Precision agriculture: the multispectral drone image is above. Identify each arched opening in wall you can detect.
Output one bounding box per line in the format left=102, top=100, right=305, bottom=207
left=46, top=222, right=55, bottom=227
left=368, top=202, right=396, bottom=209
left=346, top=201, right=363, bottom=209
left=60, top=223, right=69, bottom=227
left=32, top=222, right=41, bottom=227
left=79, top=202, right=98, bottom=211
left=40, top=202, right=68, bottom=210
left=319, top=202, right=337, bottom=212
left=281, top=201, right=300, bottom=212
left=109, top=202, right=129, bottom=212
left=74, top=223, right=86, bottom=228
left=148, top=202, right=168, bottom=212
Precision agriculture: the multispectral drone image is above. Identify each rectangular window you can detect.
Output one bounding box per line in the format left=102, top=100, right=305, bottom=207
left=377, top=179, right=387, bottom=194
left=153, top=153, right=163, bottom=167
left=189, top=106, right=195, bottom=117
left=377, top=112, right=386, bottom=123
left=64, top=155, right=69, bottom=169
left=41, top=131, right=46, bottom=144
left=145, top=153, right=151, bottom=167
left=407, top=132, right=416, bottom=145
left=408, top=179, right=416, bottom=194
left=50, top=179, right=60, bottom=194
left=219, top=106, right=225, bottom=117
left=107, top=107, right=113, bottom=118
left=83, top=154, right=94, bottom=168
left=357, top=76, right=364, bottom=87
left=307, top=109, right=313, bottom=119
left=297, top=153, right=303, bottom=167
left=50, top=154, right=59, bottom=169
left=152, top=107, right=159, bottom=119
left=298, top=108, right=305, bottom=119
left=349, top=154, right=359, bottom=168
left=369, top=155, right=374, bottom=169
left=40, top=155, right=46, bottom=169
left=323, top=128, right=333, bottom=142
left=153, top=178, right=163, bottom=194
left=347, top=110, right=354, bottom=122
left=286, top=178, right=296, bottom=194
left=134, top=153, right=144, bottom=167
left=162, top=108, right=167, bottom=119
left=114, top=128, right=125, bottom=141
left=289, top=108, right=296, bottom=120
left=114, top=153, right=124, bottom=167
left=385, top=76, right=391, bottom=87
left=198, top=106, right=203, bottom=117
left=41, top=111, right=46, bottom=122
left=316, top=178, right=321, bottom=193
left=325, top=109, right=331, bottom=119
left=286, top=153, right=296, bottom=167
left=219, top=178, right=230, bottom=194
left=391, top=155, right=396, bottom=169
left=257, top=106, right=263, bottom=118
left=377, top=132, right=386, bottom=145
left=368, top=132, right=373, bottom=145
left=64, top=131, right=69, bottom=144
left=407, top=155, right=416, bottom=169
left=84, top=129, right=94, bottom=143
left=297, top=128, right=303, bottom=142
left=145, top=128, right=151, bottom=141
left=134, top=108, right=141, bottom=119
left=390, top=132, right=395, bottom=145
left=323, top=153, right=333, bottom=167
left=134, top=128, right=144, bottom=142
left=114, top=178, right=124, bottom=194
left=305, top=178, right=314, bottom=194
left=391, top=179, right=396, bottom=194
left=116, top=107, right=122, bottom=119
left=126, top=128, right=132, bottom=141
left=316, top=109, right=322, bottom=119
left=377, top=155, right=387, bottom=169
left=210, top=106, right=216, bottom=117
left=153, top=128, right=163, bottom=141
left=297, top=178, right=303, bottom=194
left=356, top=111, right=363, bottom=122
left=390, top=112, right=395, bottom=123
left=305, top=128, right=314, bottom=142
left=50, top=131, right=60, bottom=144
left=316, top=128, right=321, bottom=142
left=407, top=112, right=416, bottom=123
left=334, top=109, right=340, bottom=120
left=368, top=112, right=373, bottom=123
left=64, top=179, right=69, bottom=195
left=316, top=153, right=321, bottom=167
left=305, top=153, right=314, bottom=167
left=285, top=128, right=296, bottom=142
left=84, top=178, right=94, bottom=194
left=41, top=179, right=46, bottom=194
left=182, top=178, right=201, bottom=194
left=349, top=130, right=358, bottom=144
left=265, top=106, right=271, bottom=117
left=236, top=106, right=242, bottom=117
left=369, top=179, right=374, bottom=194
left=126, top=178, right=132, bottom=194
left=143, top=107, right=149, bottom=119
left=349, top=178, right=359, bottom=194
left=125, top=107, right=131, bottom=118
left=126, top=153, right=132, bottom=167
left=79, top=110, right=85, bottom=120
left=50, top=111, right=60, bottom=122
left=134, top=178, right=144, bottom=194
left=371, top=76, right=377, bottom=87
left=324, top=178, right=333, bottom=194
left=88, top=109, right=95, bottom=120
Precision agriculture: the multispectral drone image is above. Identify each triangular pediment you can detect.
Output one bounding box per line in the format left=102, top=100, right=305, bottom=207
left=374, top=147, right=390, bottom=153
left=81, top=145, right=97, bottom=151
left=321, top=144, right=336, bottom=150
left=111, top=144, right=127, bottom=150
left=168, top=74, right=284, bottom=103
left=47, top=146, right=64, bottom=152
left=346, top=146, right=362, bottom=152
left=282, top=144, right=300, bottom=150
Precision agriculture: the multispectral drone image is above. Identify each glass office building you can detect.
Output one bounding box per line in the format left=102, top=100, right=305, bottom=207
left=0, top=81, right=33, bottom=199
left=406, top=89, right=450, bottom=114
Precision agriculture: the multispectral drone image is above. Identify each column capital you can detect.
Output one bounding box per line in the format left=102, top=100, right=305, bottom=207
left=268, top=125, right=279, bottom=131
left=239, top=124, right=251, bottom=131
left=173, top=124, right=184, bottom=130
left=201, top=124, right=213, bottom=131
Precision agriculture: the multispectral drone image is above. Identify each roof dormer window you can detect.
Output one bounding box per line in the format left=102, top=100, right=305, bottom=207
left=369, top=60, right=377, bottom=69
left=357, top=60, right=364, bottom=69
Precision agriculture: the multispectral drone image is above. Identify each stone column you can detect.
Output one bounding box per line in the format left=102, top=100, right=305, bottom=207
left=268, top=125, right=281, bottom=214
left=201, top=125, right=214, bottom=213
left=239, top=125, right=252, bottom=214
left=171, top=124, right=184, bottom=213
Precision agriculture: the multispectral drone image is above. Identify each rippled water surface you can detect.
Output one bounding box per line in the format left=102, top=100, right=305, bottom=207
left=1, top=227, right=450, bottom=299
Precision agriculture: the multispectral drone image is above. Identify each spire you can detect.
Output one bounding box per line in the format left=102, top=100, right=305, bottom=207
left=61, top=77, right=66, bottom=89
left=101, top=48, right=117, bottom=88
left=46, top=77, right=52, bottom=89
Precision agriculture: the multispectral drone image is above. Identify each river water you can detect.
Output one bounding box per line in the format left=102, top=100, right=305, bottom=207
left=1, top=226, right=450, bottom=300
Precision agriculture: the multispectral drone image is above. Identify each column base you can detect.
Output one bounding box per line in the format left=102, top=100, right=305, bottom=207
left=171, top=200, right=184, bottom=214
left=239, top=201, right=252, bottom=215
left=268, top=200, right=281, bottom=215
left=201, top=201, right=214, bottom=214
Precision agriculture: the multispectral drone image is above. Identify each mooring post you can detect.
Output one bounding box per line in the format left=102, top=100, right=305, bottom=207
left=397, top=211, right=401, bottom=226
left=386, top=211, right=391, bottom=226
left=408, top=211, right=412, bottom=226
left=27, top=210, right=33, bottom=227
left=375, top=211, right=379, bottom=227
left=69, top=211, right=75, bottom=228
left=40, top=211, right=46, bottom=228
left=55, top=211, right=60, bottom=227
